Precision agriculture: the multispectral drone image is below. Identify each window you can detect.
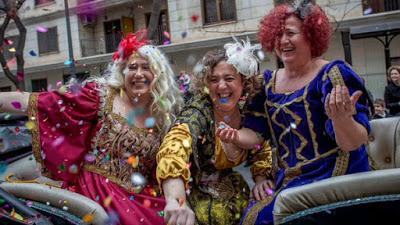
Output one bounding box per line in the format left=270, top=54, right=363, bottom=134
left=31, top=79, right=48, bottom=92
left=63, top=71, right=90, bottom=84
left=145, top=10, right=169, bottom=45
left=3, top=35, right=18, bottom=61
left=0, top=86, right=11, bottom=92
left=104, top=20, right=122, bottom=53
left=202, top=0, right=236, bottom=25
left=362, top=0, right=400, bottom=15
left=37, top=26, right=59, bottom=54
left=35, top=0, right=55, bottom=6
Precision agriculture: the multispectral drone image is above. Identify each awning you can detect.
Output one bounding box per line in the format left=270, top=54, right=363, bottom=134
left=350, top=20, right=400, bottom=39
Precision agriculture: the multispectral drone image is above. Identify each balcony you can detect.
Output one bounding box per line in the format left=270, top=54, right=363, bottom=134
left=363, top=0, right=400, bottom=15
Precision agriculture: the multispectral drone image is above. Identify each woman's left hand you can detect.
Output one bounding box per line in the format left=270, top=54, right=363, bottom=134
left=325, top=85, right=362, bottom=121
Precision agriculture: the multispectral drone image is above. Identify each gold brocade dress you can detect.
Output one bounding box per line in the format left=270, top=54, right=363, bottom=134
left=157, top=95, right=272, bottom=225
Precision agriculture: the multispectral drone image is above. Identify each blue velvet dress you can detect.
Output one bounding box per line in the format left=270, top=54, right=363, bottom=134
left=241, top=60, right=371, bottom=225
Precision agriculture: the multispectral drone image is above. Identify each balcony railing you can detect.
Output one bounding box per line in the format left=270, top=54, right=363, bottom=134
left=80, top=28, right=167, bottom=58
left=363, top=0, right=400, bottom=15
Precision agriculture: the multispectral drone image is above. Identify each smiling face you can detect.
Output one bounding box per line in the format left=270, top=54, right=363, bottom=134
left=123, top=55, right=154, bottom=103
left=275, top=15, right=312, bottom=65
left=207, top=61, right=244, bottom=112
left=390, top=68, right=400, bottom=85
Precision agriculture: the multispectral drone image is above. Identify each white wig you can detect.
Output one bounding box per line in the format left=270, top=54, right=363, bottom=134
left=102, top=45, right=183, bottom=135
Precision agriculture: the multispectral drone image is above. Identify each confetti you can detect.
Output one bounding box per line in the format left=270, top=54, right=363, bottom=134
left=64, top=60, right=73, bottom=66
left=191, top=14, right=199, bottom=23
left=52, top=136, right=65, bottom=148
left=11, top=101, right=22, bottom=109
left=62, top=206, right=68, bottom=211
left=181, top=31, right=188, bottom=39
left=131, top=172, right=147, bottom=187
left=363, top=7, right=372, bottom=15
left=290, top=122, right=297, bottom=129
left=17, top=72, right=24, bottom=81
left=25, top=121, right=35, bottom=130
left=68, top=164, right=78, bottom=174
left=163, top=31, right=170, bottom=39
left=36, top=26, right=48, bottom=33
left=29, top=50, right=37, bottom=56
left=9, top=47, right=16, bottom=52
left=104, top=196, right=112, bottom=207
left=157, top=211, right=165, bottom=217
left=4, top=38, right=13, bottom=45
left=182, top=139, right=190, bottom=148
left=266, top=188, right=274, bottom=195
left=178, top=15, right=183, bottom=21
left=257, top=50, right=265, bottom=61
left=219, top=97, right=228, bottom=104
left=143, top=199, right=151, bottom=208
left=82, top=213, right=94, bottom=223
left=163, top=40, right=171, bottom=45
left=127, top=155, right=139, bottom=168
left=218, top=123, right=226, bottom=129
left=144, top=117, right=156, bottom=128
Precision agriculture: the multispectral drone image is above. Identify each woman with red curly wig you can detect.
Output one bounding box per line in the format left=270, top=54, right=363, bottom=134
left=215, top=1, right=372, bottom=224
left=0, top=31, right=183, bottom=225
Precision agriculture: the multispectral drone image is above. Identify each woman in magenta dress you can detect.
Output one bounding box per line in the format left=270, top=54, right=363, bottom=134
left=0, top=31, right=183, bottom=225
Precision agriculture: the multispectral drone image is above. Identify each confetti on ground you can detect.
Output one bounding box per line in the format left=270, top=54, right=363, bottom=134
left=36, top=26, right=48, bottom=33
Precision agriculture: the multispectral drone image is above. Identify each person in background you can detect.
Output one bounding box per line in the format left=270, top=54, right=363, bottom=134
left=216, top=1, right=371, bottom=224
left=0, top=31, right=183, bottom=225
left=157, top=38, right=272, bottom=225
left=384, top=65, right=400, bottom=116
left=373, top=98, right=389, bottom=119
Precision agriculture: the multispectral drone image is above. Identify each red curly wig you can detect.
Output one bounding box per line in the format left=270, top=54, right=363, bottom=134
left=258, top=4, right=332, bottom=58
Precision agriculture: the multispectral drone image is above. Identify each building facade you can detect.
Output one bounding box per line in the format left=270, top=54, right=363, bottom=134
left=0, top=0, right=399, bottom=99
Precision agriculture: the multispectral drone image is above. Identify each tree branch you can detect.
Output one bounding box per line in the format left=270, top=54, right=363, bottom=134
left=0, top=15, right=18, bottom=87
left=13, top=14, right=26, bottom=90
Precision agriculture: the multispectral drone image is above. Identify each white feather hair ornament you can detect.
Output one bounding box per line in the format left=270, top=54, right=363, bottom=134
left=224, top=37, right=261, bottom=77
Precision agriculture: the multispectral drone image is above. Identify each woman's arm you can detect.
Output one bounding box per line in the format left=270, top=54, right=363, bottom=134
left=162, top=178, right=195, bottom=225
left=325, top=85, right=368, bottom=151
left=0, top=92, right=30, bottom=114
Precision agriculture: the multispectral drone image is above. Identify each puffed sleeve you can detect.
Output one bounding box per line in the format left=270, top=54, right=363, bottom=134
left=321, top=60, right=371, bottom=140
left=27, top=82, right=100, bottom=183
left=156, top=102, right=209, bottom=186
left=249, top=141, right=273, bottom=179
left=214, top=137, right=247, bottom=170
left=242, top=72, right=271, bottom=140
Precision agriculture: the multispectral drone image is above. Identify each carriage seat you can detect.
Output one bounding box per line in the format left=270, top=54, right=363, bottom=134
left=273, top=116, right=400, bottom=224
left=0, top=155, right=109, bottom=225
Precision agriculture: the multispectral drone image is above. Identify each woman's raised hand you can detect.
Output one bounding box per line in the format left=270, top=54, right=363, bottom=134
left=325, top=85, right=362, bottom=121
left=215, top=121, right=239, bottom=143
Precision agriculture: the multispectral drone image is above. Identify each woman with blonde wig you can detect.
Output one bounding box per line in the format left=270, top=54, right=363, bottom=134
left=0, top=31, right=183, bottom=225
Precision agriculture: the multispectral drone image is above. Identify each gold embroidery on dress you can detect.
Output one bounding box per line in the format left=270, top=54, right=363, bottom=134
left=28, top=93, right=51, bottom=178
left=303, top=85, right=320, bottom=158
left=86, top=87, right=161, bottom=193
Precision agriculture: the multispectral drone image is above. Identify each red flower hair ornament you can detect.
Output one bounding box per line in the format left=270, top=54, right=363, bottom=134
left=112, top=30, right=149, bottom=62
